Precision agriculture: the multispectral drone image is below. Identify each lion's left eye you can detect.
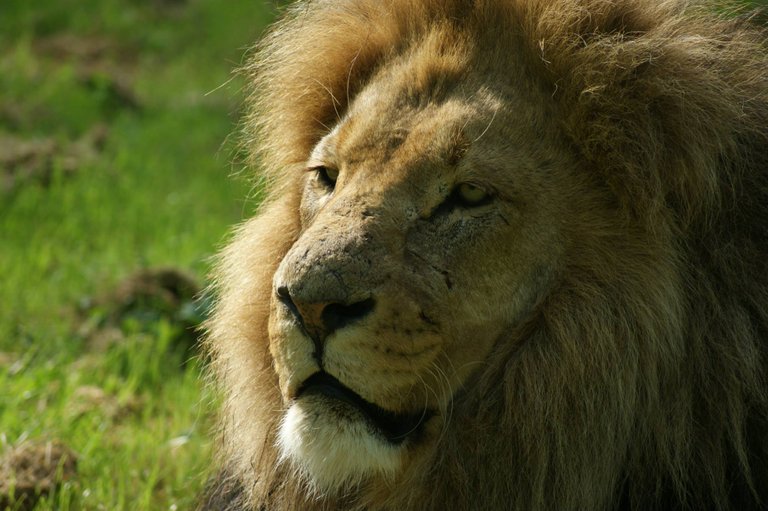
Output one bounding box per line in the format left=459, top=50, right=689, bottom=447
left=432, top=182, right=493, bottom=218
left=456, top=183, right=489, bottom=206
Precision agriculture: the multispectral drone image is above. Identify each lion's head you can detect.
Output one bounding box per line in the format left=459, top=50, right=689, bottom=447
left=203, top=1, right=768, bottom=510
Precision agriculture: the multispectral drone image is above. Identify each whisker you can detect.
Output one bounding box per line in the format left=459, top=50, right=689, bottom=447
left=311, top=78, right=342, bottom=122
left=473, top=106, right=497, bottom=143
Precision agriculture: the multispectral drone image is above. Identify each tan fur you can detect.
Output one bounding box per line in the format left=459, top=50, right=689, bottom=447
left=203, top=1, right=768, bottom=510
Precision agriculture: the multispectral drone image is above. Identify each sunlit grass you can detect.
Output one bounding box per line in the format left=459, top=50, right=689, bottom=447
left=0, top=0, right=273, bottom=508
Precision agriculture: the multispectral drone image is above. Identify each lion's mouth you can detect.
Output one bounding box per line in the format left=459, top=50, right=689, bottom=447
left=296, top=372, right=430, bottom=444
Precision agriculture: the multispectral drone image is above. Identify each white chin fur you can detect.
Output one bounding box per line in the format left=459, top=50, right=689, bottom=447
left=277, top=398, right=403, bottom=495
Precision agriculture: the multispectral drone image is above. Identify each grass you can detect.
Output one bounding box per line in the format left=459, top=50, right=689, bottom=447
left=0, top=0, right=276, bottom=509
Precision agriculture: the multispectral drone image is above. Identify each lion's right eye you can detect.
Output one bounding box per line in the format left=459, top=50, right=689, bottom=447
left=311, top=165, right=339, bottom=189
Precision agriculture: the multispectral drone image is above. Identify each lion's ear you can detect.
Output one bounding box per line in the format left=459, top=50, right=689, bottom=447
left=531, top=1, right=767, bottom=223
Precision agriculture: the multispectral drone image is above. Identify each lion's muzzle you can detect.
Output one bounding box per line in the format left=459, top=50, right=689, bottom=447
left=276, top=283, right=375, bottom=361
left=297, top=371, right=430, bottom=443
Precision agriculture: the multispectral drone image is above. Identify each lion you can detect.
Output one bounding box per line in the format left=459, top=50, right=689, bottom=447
left=200, top=0, right=768, bottom=510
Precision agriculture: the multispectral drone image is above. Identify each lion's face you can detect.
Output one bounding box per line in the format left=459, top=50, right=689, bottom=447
left=206, top=1, right=768, bottom=509
left=269, top=51, right=576, bottom=492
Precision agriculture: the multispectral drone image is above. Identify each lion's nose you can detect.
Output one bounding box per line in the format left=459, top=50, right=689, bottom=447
left=276, top=284, right=375, bottom=348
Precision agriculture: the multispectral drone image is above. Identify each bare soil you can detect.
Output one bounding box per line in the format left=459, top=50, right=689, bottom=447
left=0, top=440, right=78, bottom=510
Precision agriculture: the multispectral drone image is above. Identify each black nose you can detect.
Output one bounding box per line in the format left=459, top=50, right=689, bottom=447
left=276, top=285, right=375, bottom=353
left=320, top=298, right=376, bottom=333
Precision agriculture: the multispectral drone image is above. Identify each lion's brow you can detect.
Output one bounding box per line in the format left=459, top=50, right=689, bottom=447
left=446, top=128, right=471, bottom=166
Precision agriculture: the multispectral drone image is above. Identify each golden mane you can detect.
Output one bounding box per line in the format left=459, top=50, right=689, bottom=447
left=202, top=1, right=768, bottom=509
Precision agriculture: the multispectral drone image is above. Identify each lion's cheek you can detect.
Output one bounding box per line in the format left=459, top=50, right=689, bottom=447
left=435, top=287, right=517, bottom=368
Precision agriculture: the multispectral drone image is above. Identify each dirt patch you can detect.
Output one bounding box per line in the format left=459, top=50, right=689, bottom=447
left=0, top=352, right=17, bottom=367
left=0, top=102, right=26, bottom=131
left=34, top=34, right=140, bottom=111
left=0, top=440, right=78, bottom=511
left=79, top=267, right=207, bottom=352
left=67, top=385, right=143, bottom=421
left=34, top=34, right=119, bottom=64
left=0, top=124, right=109, bottom=192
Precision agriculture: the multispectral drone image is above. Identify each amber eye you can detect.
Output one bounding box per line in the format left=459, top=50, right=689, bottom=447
left=431, top=182, right=493, bottom=218
left=455, top=183, right=490, bottom=206
left=312, top=165, right=339, bottom=188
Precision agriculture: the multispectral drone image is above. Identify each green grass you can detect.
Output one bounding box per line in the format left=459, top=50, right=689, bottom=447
left=0, top=0, right=275, bottom=509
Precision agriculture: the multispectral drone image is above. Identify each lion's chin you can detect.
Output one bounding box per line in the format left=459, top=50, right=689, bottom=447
left=277, top=397, right=404, bottom=494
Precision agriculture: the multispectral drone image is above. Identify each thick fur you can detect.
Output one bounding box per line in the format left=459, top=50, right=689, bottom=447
left=203, top=1, right=768, bottom=510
